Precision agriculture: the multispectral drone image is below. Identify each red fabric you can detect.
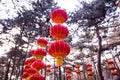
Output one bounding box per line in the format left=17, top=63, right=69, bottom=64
left=30, top=74, right=45, bottom=80
left=35, top=48, right=47, bottom=56
left=26, top=68, right=36, bottom=75
left=37, top=38, right=48, bottom=47
left=87, top=68, right=92, bottom=71
left=32, top=60, right=45, bottom=70
left=24, top=57, right=37, bottom=65
left=86, top=63, right=92, bottom=67
left=75, top=65, right=80, bottom=69
left=50, top=25, right=69, bottom=40
left=66, top=74, right=71, bottom=79
left=76, top=70, right=81, bottom=75
left=48, top=41, right=70, bottom=58
left=108, top=60, right=114, bottom=64
left=51, top=9, right=68, bottom=24
left=111, top=71, right=118, bottom=76
left=66, top=69, right=71, bottom=74
left=110, top=66, right=116, bottom=70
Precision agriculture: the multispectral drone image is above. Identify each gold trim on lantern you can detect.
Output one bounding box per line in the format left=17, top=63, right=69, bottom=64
left=37, top=55, right=43, bottom=60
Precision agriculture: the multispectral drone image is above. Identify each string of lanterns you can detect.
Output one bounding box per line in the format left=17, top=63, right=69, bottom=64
left=48, top=8, right=70, bottom=66
left=86, top=63, right=93, bottom=79
left=107, top=60, right=118, bottom=76
left=22, top=38, right=48, bottom=80
left=46, top=64, right=51, bottom=75
left=66, top=66, right=71, bottom=80
left=75, top=65, right=81, bottom=77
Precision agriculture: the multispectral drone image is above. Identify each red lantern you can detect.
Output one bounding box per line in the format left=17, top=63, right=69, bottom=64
left=54, top=65, right=59, bottom=71
left=22, top=72, right=29, bottom=79
left=23, top=65, right=31, bottom=72
left=87, top=68, right=92, bottom=71
left=30, top=49, right=36, bottom=57
left=108, top=60, right=114, bottom=64
left=88, top=73, right=93, bottom=76
left=76, top=70, right=81, bottom=75
left=110, top=66, right=116, bottom=70
left=66, top=66, right=71, bottom=69
left=50, top=25, right=69, bottom=41
left=75, top=65, right=80, bottom=69
left=66, top=69, right=71, bottom=74
left=111, top=71, right=118, bottom=76
left=37, top=38, right=48, bottom=47
left=35, top=49, right=47, bottom=60
left=46, top=69, right=51, bottom=74
left=32, top=60, right=45, bottom=71
left=48, top=41, right=70, bottom=66
left=66, top=74, right=71, bottom=79
left=26, top=68, right=37, bottom=75
left=30, top=74, right=45, bottom=80
left=86, top=64, right=92, bottom=67
left=50, top=9, right=68, bottom=24
left=24, top=57, right=37, bottom=66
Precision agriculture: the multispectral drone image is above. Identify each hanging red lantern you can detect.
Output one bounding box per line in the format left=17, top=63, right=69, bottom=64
left=48, top=41, right=70, bottom=66
left=50, top=9, right=68, bottom=24
left=32, top=60, right=45, bottom=71
left=75, top=65, right=80, bottom=69
left=26, top=68, right=37, bottom=75
left=22, top=72, right=29, bottom=80
left=76, top=70, right=81, bottom=75
left=37, top=38, right=48, bottom=47
left=24, top=57, right=37, bottom=66
left=110, top=66, right=116, bottom=70
left=88, top=73, right=93, bottom=76
left=87, top=68, right=92, bottom=71
left=108, top=60, right=114, bottom=64
left=30, top=49, right=36, bottom=57
left=66, top=69, right=71, bottom=74
left=30, top=74, right=45, bottom=80
left=54, top=65, right=59, bottom=71
left=111, top=71, right=118, bottom=76
left=50, top=25, right=69, bottom=41
left=46, top=69, right=51, bottom=74
left=86, top=64, right=92, bottom=67
left=35, top=49, right=47, bottom=60
left=66, top=74, right=71, bottom=79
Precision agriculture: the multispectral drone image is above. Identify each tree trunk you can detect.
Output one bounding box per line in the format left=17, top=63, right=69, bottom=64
left=10, top=57, right=16, bottom=80
left=5, top=58, right=11, bottom=80
left=95, top=26, right=104, bottom=80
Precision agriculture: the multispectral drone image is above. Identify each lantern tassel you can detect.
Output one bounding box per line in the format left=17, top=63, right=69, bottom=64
left=56, top=56, right=63, bottom=66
